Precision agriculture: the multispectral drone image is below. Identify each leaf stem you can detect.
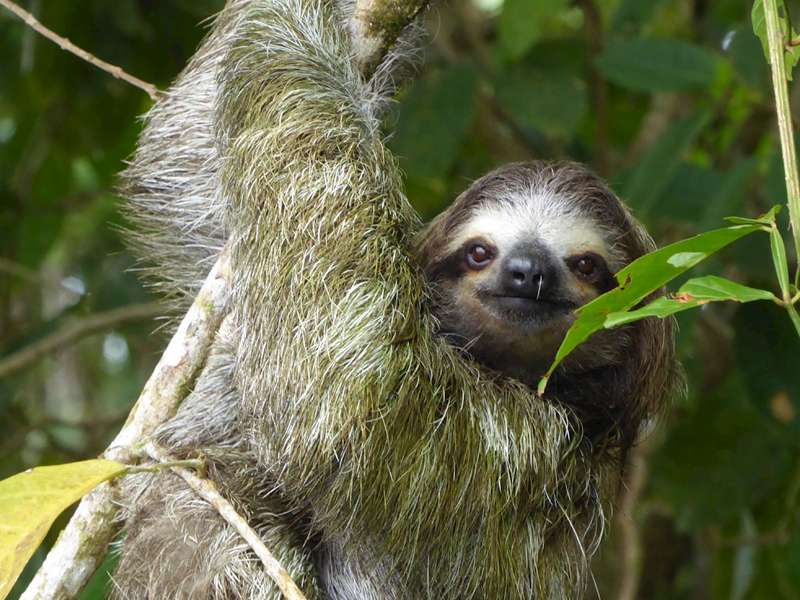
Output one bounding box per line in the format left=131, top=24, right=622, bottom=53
left=764, top=0, right=800, bottom=277
left=788, top=303, right=800, bottom=337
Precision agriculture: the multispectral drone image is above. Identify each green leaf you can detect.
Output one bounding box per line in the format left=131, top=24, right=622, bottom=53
left=595, top=38, right=719, bottom=92
left=667, top=252, right=708, bottom=268
left=605, top=276, right=777, bottom=327
left=0, top=460, right=127, bottom=599
left=726, top=204, right=781, bottom=226
left=753, top=0, right=767, bottom=54
left=770, top=224, right=791, bottom=296
left=538, top=224, right=762, bottom=392
left=389, top=66, right=478, bottom=182
left=680, top=276, right=777, bottom=302
left=604, top=296, right=697, bottom=327
left=751, top=0, right=800, bottom=80
left=622, top=110, right=711, bottom=214
left=494, top=66, right=587, bottom=137
left=497, top=0, right=570, bottom=61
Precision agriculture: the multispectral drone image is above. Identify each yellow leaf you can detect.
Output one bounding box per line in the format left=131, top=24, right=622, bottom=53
left=0, top=459, right=127, bottom=600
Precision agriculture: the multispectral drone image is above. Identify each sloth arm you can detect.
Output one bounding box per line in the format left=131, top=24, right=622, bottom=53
left=215, top=0, right=431, bottom=478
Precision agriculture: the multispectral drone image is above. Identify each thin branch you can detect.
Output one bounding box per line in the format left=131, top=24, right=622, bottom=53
left=0, top=0, right=159, bottom=101
left=574, top=0, right=610, bottom=177
left=19, top=250, right=230, bottom=600
left=718, top=529, right=793, bottom=548
left=0, top=303, right=167, bottom=379
left=613, top=437, right=655, bottom=600
left=622, top=94, right=682, bottom=169
left=0, top=257, right=46, bottom=285
left=144, top=443, right=308, bottom=600
left=763, top=0, right=800, bottom=274
left=349, top=0, right=429, bottom=77
left=20, top=0, right=429, bottom=596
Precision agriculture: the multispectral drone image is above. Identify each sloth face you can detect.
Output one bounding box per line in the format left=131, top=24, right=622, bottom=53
left=416, top=161, right=639, bottom=386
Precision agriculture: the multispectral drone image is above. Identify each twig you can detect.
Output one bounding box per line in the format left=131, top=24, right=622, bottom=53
left=613, top=437, right=655, bottom=600
left=574, top=0, right=610, bottom=177
left=19, top=0, right=428, bottom=596
left=143, top=443, right=308, bottom=600
left=0, top=257, right=47, bottom=285
left=450, top=0, right=494, bottom=75
left=763, top=0, right=800, bottom=275
left=19, top=249, right=230, bottom=600
left=718, top=529, right=793, bottom=548
left=622, top=94, right=681, bottom=169
left=0, top=0, right=159, bottom=101
left=349, top=0, right=429, bottom=77
left=0, top=303, right=167, bottom=379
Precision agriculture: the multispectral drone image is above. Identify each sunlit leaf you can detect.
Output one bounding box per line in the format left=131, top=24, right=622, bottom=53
left=726, top=204, right=782, bottom=226
left=667, top=252, right=707, bottom=268
left=604, top=276, right=777, bottom=327
left=0, top=460, right=127, bottom=600
left=538, top=224, right=763, bottom=392
left=769, top=225, right=791, bottom=296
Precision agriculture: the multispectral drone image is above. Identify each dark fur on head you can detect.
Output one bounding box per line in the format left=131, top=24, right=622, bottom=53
left=415, top=161, right=676, bottom=450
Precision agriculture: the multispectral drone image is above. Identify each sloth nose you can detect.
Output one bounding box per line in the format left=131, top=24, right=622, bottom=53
left=503, top=256, right=554, bottom=299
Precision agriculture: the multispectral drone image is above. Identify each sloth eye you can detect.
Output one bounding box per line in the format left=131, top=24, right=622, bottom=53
left=574, top=256, right=597, bottom=276
left=466, top=243, right=493, bottom=270
left=570, top=254, right=605, bottom=282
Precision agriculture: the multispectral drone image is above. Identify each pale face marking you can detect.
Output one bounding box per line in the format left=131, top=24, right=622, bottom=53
left=446, top=190, right=614, bottom=269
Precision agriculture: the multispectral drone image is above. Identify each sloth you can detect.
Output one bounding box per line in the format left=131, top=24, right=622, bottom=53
left=416, top=160, right=671, bottom=447
left=418, top=162, right=625, bottom=384
left=113, top=0, right=677, bottom=598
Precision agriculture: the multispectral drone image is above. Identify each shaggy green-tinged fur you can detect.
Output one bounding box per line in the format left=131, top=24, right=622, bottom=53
left=112, top=0, right=649, bottom=598
left=217, top=0, right=608, bottom=596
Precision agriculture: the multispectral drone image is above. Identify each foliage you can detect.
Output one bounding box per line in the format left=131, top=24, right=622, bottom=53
left=1, top=0, right=800, bottom=599
left=0, top=460, right=126, bottom=599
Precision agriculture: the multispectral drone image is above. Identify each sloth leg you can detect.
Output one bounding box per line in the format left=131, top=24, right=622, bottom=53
left=113, top=472, right=325, bottom=600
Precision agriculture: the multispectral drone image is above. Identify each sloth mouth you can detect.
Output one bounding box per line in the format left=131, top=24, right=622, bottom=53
left=489, top=294, right=577, bottom=319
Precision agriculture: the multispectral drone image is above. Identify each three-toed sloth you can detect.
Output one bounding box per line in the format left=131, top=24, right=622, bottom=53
left=114, top=0, right=676, bottom=598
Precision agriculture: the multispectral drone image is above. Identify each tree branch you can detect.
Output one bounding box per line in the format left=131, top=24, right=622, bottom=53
left=143, top=443, right=308, bottom=600
left=0, top=303, right=167, bottom=379
left=0, top=0, right=159, bottom=101
left=20, top=250, right=230, bottom=600
left=19, top=0, right=430, bottom=597
left=613, top=437, right=655, bottom=600
left=763, top=0, right=800, bottom=274
left=574, top=0, right=610, bottom=177
left=349, top=0, right=429, bottom=77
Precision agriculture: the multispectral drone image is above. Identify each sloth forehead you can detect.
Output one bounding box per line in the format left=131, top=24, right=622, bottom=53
left=449, top=190, right=614, bottom=262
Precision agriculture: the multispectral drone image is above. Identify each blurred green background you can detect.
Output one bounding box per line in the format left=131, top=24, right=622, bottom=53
left=2, top=0, right=799, bottom=598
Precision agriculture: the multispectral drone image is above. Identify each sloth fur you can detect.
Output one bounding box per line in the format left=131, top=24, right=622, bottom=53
left=114, top=0, right=675, bottom=599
